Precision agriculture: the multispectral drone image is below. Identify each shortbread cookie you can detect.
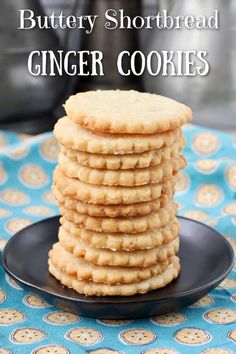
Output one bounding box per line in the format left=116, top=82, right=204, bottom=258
left=53, top=167, right=175, bottom=205
left=59, top=230, right=179, bottom=267
left=61, top=136, right=185, bottom=170
left=59, top=201, right=178, bottom=233
left=64, top=90, right=192, bottom=134
left=53, top=187, right=171, bottom=218
left=49, top=243, right=172, bottom=284
left=48, top=256, right=180, bottom=296
left=58, top=153, right=186, bottom=186
left=54, top=117, right=182, bottom=154
left=61, top=217, right=179, bottom=251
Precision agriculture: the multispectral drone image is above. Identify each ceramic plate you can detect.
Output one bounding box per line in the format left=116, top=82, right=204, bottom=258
left=2, top=216, right=234, bottom=319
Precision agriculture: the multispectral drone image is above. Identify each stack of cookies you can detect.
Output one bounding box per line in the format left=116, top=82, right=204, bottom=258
left=49, top=90, right=192, bottom=296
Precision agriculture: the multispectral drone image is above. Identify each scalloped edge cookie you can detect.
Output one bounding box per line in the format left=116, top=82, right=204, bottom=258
left=58, top=229, right=179, bottom=267
left=53, top=187, right=172, bottom=218
left=60, top=217, right=179, bottom=251
left=58, top=153, right=186, bottom=186
left=54, top=117, right=182, bottom=154
left=61, top=136, right=185, bottom=170
left=59, top=201, right=178, bottom=233
left=64, top=90, right=192, bottom=134
left=48, top=256, right=180, bottom=296
left=49, top=242, right=173, bottom=285
left=53, top=167, right=176, bottom=205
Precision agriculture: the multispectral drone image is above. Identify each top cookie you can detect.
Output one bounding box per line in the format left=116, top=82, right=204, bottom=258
left=64, top=90, right=192, bottom=134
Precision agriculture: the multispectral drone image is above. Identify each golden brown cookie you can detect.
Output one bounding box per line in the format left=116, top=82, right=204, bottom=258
left=61, top=136, right=185, bottom=170
left=53, top=167, right=175, bottom=205
left=61, top=217, right=179, bottom=251
left=10, top=327, right=47, bottom=344
left=119, top=328, right=157, bottom=345
left=0, top=309, right=26, bottom=325
left=65, top=327, right=103, bottom=346
left=174, top=328, right=211, bottom=345
left=43, top=311, right=80, bottom=325
left=49, top=257, right=180, bottom=296
left=58, top=229, right=179, bottom=267
left=65, top=90, right=192, bottom=134
left=59, top=201, right=178, bottom=233
left=49, top=242, right=172, bottom=285
left=54, top=117, right=182, bottom=154
left=58, top=153, right=186, bottom=187
left=203, top=308, right=236, bottom=324
left=54, top=187, right=172, bottom=218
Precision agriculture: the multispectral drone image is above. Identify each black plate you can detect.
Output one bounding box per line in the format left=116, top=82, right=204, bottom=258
left=2, top=216, right=234, bottom=319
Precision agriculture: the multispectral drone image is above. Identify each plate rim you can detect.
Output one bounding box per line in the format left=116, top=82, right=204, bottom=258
left=2, top=216, right=234, bottom=305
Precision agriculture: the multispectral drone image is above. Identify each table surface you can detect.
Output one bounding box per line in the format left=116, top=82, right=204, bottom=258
left=0, top=124, right=235, bottom=354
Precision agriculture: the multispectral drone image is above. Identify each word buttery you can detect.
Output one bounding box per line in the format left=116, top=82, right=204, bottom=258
left=18, top=9, right=219, bottom=34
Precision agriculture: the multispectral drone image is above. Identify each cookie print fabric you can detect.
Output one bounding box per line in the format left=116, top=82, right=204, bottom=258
left=0, top=124, right=236, bottom=353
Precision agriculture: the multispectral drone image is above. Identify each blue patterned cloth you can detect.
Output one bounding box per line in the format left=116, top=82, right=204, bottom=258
left=0, top=124, right=235, bottom=354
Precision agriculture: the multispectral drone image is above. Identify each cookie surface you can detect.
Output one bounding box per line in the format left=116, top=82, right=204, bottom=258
left=49, top=242, right=172, bottom=285
left=54, top=117, right=182, bottom=154
left=59, top=153, right=186, bottom=187
left=61, top=217, right=179, bottom=251
left=65, top=90, right=192, bottom=134
left=53, top=167, right=175, bottom=205
left=61, top=136, right=185, bottom=170
left=59, top=201, right=178, bottom=233
left=49, top=256, right=180, bottom=296
left=59, top=229, right=179, bottom=267
left=54, top=187, right=171, bottom=218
